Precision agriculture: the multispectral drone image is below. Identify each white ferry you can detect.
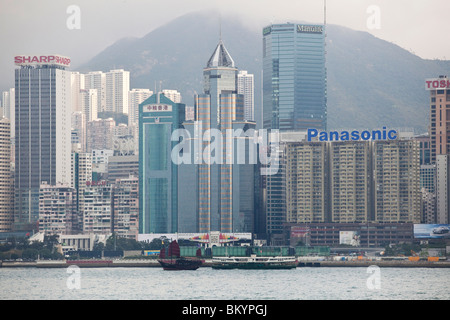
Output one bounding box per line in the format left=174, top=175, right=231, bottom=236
left=211, top=255, right=298, bottom=269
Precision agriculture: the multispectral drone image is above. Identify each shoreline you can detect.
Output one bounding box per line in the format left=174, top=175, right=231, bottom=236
left=1, top=259, right=450, bottom=268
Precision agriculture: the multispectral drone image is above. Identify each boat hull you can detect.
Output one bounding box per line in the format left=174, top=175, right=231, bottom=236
left=158, top=258, right=203, bottom=270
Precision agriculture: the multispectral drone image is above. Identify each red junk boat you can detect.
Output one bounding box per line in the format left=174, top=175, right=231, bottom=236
left=157, top=240, right=203, bottom=271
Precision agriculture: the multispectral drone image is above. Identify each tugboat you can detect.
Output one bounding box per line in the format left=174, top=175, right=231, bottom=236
left=157, top=240, right=203, bottom=271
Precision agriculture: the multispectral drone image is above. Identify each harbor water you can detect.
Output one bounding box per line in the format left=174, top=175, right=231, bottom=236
left=1, top=266, right=449, bottom=300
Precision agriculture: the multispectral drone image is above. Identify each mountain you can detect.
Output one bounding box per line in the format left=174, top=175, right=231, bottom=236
left=76, top=11, right=450, bottom=132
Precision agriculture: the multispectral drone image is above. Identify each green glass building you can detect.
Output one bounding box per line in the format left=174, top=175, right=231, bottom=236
left=139, top=93, right=185, bottom=233
left=263, top=23, right=327, bottom=131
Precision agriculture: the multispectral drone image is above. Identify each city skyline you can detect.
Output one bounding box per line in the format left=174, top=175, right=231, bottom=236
left=0, top=2, right=448, bottom=244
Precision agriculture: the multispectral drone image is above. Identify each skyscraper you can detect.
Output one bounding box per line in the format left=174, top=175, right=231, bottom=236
left=139, top=93, right=185, bottom=234
left=372, top=140, right=421, bottom=223
left=84, top=71, right=106, bottom=113
left=262, top=23, right=327, bottom=131
left=106, top=69, right=130, bottom=114
left=0, top=118, right=13, bottom=232
left=194, top=40, right=255, bottom=233
left=1, top=88, right=15, bottom=139
left=128, top=88, right=152, bottom=127
left=427, top=75, right=450, bottom=163
left=436, top=155, right=450, bottom=224
left=237, top=70, right=254, bottom=121
left=14, top=55, right=72, bottom=232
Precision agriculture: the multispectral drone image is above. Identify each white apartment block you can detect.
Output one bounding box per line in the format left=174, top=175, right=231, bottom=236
left=38, top=183, right=77, bottom=235
left=106, top=69, right=130, bottom=114
left=161, top=89, right=181, bottom=103
left=84, top=71, right=106, bottom=113
left=71, top=72, right=85, bottom=113
left=1, top=88, right=14, bottom=138
left=128, top=88, right=152, bottom=127
left=237, top=70, right=254, bottom=121
left=83, top=183, right=113, bottom=234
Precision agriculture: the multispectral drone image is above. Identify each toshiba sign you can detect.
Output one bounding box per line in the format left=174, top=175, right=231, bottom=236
left=425, top=78, right=450, bottom=90
left=14, top=55, right=71, bottom=67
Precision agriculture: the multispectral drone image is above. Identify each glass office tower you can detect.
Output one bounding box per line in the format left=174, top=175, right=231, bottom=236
left=14, top=62, right=72, bottom=232
left=263, top=23, right=327, bottom=131
left=139, top=93, right=185, bottom=233
left=194, top=40, right=255, bottom=234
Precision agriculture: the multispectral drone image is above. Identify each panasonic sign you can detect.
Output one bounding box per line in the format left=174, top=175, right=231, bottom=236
left=307, top=127, right=398, bottom=142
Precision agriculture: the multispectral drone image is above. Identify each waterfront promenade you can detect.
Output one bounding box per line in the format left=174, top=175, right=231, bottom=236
left=1, top=259, right=449, bottom=268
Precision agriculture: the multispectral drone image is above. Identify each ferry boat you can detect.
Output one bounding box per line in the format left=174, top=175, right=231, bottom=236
left=211, top=255, right=298, bottom=270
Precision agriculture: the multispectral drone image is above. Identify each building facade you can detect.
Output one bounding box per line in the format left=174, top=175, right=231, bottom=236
left=262, top=23, right=327, bottom=131
left=83, top=181, right=113, bottom=234
left=14, top=56, right=72, bottom=232
left=84, top=71, right=106, bottom=113
left=428, top=75, right=450, bottom=163
left=0, top=118, right=13, bottom=232
left=280, top=137, right=421, bottom=237
left=38, top=183, right=77, bottom=235
left=139, top=93, right=185, bottom=234
left=237, top=70, right=254, bottom=121
left=105, top=69, right=130, bottom=114
left=436, top=155, right=450, bottom=224
left=194, top=40, right=255, bottom=234
left=112, top=176, right=139, bottom=240
left=86, top=118, right=116, bottom=152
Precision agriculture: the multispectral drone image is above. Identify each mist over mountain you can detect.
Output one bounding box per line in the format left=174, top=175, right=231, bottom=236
left=76, top=11, right=450, bottom=132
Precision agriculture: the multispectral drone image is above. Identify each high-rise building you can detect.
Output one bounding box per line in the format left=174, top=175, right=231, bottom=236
left=2, top=88, right=15, bottom=139
left=107, top=155, right=138, bottom=183
left=83, top=181, right=113, bottom=234
left=372, top=140, right=421, bottom=223
left=427, top=75, right=450, bottom=163
left=71, top=72, right=85, bottom=113
left=329, top=141, right=372, bottom=223
left=80, top=89, right=98, bottom=123
left=277, top=135, right=421, bottom=239
left=0, top=118, right=13, bottom=232
left=194, top=40, right=255, bottom=234
left=86, top=118, right=116, bottom=152
left=71, top=111, right=86, bottom=152
left=161, top=89, right=181, bottom=103
left=106, top=69, right=130, bottom=114
left=84, top=71, right=106, bottom=113
left=262, top=23, right=327, bottom=131
left=14, top=55, right=72, bottom=232
left=38, top=182, right=77, bottom=235
left=128, top=88, right=152, bottom=127
left=237, top=70, right=254, bottom=121
left=436, top=155, right=450, bottom=224
left=285, top=141, right=328, bottom=224
left=71, top=152, right=92, bottom=228
left=139, top=93, right=185, bottom=234
left=112, top=176, right=139, bottom=240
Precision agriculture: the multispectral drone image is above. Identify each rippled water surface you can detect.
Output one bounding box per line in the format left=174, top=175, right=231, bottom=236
left=1, top=267, right=449, bottom=300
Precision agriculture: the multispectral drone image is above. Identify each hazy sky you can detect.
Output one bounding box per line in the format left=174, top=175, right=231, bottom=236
left=1, top=0, right=449, bottom=91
